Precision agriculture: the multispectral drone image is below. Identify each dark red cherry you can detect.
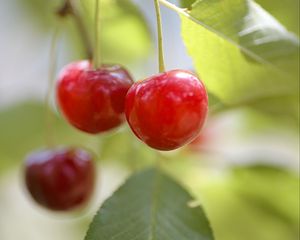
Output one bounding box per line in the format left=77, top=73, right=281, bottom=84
left=24, top=147, right=95, bottom=211
left=56, top=60, right=134, bottom=134
left=125, top=70, right=208, bottom=151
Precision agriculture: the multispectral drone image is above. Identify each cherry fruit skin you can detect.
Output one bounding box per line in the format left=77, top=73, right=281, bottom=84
left=56, top=60, right=134, bottom=134
left=125, top=70, right=208, bottom=151
left=24, top=147, right=95, bottom=211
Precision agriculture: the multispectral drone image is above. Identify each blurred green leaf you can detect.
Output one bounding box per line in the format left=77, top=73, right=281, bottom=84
left=81, top=0, right=152, bottom=64
left=18, top=0, right=61, bottom=29
left=0, top=101, right=99, bottom=174
left=180, top=0, right=299, bottom=116
left=231, top=165, right=299, bottom=230
left=99, top=128, right=157, bottom=170
left=17, top=0, right=151, bottom=63
left=85, top=168, right=214, bottom=240
left=213, top=93, right=300, bottom=128
left=163, top=161, right=299, bottom=240
left=244, top=93, right=300, bottom=127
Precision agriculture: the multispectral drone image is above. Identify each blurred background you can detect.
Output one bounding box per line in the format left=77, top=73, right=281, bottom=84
left=0, top=0, right=299, bottom=240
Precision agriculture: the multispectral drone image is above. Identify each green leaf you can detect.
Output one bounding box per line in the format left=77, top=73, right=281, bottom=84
left=179, top=0, right=299, bottom=108
left=85, top=168, right=214, bottom=240
left=180, top=0, right=197, bottom=8
left=255, top=0, right=299, bottom=36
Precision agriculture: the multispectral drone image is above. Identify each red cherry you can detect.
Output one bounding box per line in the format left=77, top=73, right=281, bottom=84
left=125, top=70, right=208, bottom=151
left=56, top=60, right=134, bottom=134
left=24, top=147, right=95, bottom=211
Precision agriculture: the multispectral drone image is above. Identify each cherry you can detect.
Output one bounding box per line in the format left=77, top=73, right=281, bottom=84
left=56, top=60, right=134, bottom=134
left=125, top=70, right=208, bottom=151
left=24, top=147, right=95, bottom=211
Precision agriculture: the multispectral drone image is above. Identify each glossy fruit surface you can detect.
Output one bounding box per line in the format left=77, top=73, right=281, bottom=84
left=125, top=70, right=208, bottom=151
left=24, top=147, right=95, bottom=211
left=56, top=60, right=134, bottom=134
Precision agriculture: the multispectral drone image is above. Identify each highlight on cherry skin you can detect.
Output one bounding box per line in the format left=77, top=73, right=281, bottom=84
left=56, top=60, right=134, bottom=134
left=125, top=69, right=208, bottom=151
left=24, top=147, right=95, bottom=211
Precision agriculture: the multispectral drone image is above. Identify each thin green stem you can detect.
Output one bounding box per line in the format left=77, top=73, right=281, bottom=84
left=93, top=0, right=101, bottom=69
left=154, top=0, right=165, bottom=72
left=45, top=27, right=60, bottom=147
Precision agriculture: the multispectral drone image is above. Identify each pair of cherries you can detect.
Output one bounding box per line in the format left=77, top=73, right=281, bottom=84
left=24, top=60, right=208, bottom=211
left=57, top=60, right=208, bottom=150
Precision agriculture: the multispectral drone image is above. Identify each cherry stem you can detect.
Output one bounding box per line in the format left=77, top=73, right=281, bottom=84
left=154, top=0, right=166, bottom=72
left=57, top=0, right=93, bottom=59
left=45, top=27, right=60, bottom=147
left=93, top=0, right=101, bottom=69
